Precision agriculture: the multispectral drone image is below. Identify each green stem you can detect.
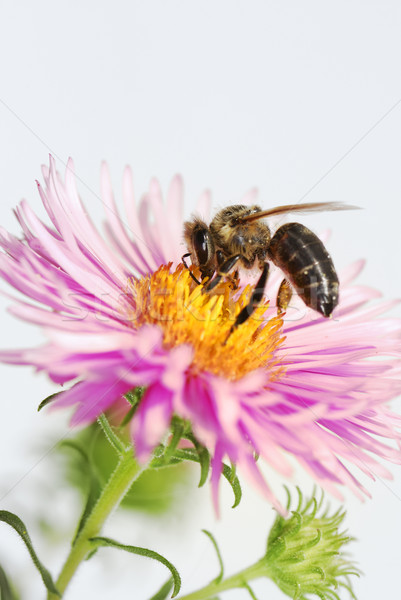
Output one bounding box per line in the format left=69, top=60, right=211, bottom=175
left=47, top=449, right=145, bottom=599
left=177, top=559, right=267, bottom=600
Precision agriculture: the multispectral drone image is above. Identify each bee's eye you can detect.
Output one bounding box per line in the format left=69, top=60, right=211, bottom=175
left=193, top=228, right=210, bottom=265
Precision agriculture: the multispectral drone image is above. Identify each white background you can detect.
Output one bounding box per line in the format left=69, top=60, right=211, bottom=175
left=0, top=1, right=401, bottom=599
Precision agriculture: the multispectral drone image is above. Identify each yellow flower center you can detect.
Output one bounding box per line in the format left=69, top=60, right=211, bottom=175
left=128, top=264, right=285, bottom=381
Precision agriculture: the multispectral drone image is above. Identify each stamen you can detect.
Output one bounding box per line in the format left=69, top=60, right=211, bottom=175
left=128, top=264, right=285, bottom=381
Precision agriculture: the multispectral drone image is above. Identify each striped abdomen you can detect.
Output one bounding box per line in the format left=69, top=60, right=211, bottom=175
left=268, top=223, right=339, bottom=317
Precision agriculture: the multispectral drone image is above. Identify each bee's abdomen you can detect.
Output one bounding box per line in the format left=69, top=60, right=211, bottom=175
left=268, top=223, right=339, bottom=317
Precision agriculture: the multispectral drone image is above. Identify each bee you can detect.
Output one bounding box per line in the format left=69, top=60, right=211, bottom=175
left=182, top=202, right=357, bottom=335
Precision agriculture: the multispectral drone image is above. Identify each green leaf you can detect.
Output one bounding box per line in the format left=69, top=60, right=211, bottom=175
left=172, top=448, right=198, bottom=461
left=151, top=446, right=194, bottom=469
left=97, top=413, right=126, bottom=454
left=0, top=564, right=15, bottom=600
left=59, top=440, right=101, bottom=543
left=119, top=403, right=137, bottom=427
left=163, top=442, right=241, bottom=508
left=196, top=446, right=211, bottom=487
left=37, top=391, right=62, bottom=412
left=221, top=463, right=242, bottom=508
left=148, top=578, right=174, bottom=600
left=89, top=536, right=181, bottom=597
left=162, top=420, right=185, bottom=464
left=243, top=581, right=259, bottom=600
left=0, top=511, right=59, bottom=596
left=158, top=436, right=210, bottom=485
left=124, top=386, right=146, bottom=408
left=120, top=387, right=146, bottom=426
left=183, top=433, right=211, bottom=487
left=85, top=548, right=98, bottom=561
left=202, top=530, right=224, bottom=583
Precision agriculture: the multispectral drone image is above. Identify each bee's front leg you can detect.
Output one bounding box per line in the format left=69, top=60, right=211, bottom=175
left=181, top=253, right=202, bottom=285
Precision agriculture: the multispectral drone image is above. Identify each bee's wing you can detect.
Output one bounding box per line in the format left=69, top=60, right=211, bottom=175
left=241, top=202, right=360, bottom=223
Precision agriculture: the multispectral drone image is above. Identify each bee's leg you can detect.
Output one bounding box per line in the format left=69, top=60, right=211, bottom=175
left=205, top=254, right=242, bottom=292
left=229, top=270, right=240, bottom=290
left=181, top=253, right=202, bottom=285
left=277, top=278, right=292, bottom=314
left=215, top=250, right=239, bottom=289
left=225, top=262, right=270, bottom=341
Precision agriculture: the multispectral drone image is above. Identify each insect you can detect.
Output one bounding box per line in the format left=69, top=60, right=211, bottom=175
left=182, top=202, right=357, bottom=336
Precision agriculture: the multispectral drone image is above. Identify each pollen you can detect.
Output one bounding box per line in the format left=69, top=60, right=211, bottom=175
left=128, top=264, right=285, bottom=381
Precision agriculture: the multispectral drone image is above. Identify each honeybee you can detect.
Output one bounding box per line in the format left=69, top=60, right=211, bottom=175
left=183, top=202, right=357, bottom=335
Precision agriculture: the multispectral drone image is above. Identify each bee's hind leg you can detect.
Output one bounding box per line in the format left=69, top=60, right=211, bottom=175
left=225, top=262, right=270, bottom=342
left=277, top=278, right=292, bottom=314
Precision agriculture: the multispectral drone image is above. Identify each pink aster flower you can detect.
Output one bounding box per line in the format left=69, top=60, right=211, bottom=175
left=1, top=157, right=401, bottom=513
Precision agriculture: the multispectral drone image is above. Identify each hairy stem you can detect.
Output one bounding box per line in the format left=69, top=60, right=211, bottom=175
left=47, top=448, right=145, bottom=599
left=177, top=559, right=267, bottom=600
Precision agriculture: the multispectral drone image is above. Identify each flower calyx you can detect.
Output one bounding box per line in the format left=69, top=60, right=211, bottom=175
left=261, top=488, right=360, bottom=600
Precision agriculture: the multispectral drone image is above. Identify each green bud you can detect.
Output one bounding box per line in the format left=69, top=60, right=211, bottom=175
left=263, top=488, right=360, bottom=600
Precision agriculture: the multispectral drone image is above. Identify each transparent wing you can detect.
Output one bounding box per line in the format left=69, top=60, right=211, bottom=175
left=241, top=202, right=360, bottom=223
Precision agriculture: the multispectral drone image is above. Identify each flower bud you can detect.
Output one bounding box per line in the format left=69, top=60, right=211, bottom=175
left=264, top=489, right=359, bottom=600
